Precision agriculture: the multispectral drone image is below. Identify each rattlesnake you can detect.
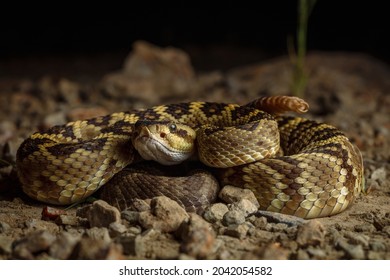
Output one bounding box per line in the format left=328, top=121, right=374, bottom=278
left=16, top=96, right=364, bottom=218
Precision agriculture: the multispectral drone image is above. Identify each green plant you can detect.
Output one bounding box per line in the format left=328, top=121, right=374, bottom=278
left=290, top=0, right=317, bottom=97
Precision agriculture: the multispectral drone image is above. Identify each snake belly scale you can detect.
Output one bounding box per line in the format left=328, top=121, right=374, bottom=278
left=16, top=96, right=364, bottom=218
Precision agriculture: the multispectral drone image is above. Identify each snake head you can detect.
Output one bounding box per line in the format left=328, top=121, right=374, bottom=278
left=132, top=120, right=196, bottom=165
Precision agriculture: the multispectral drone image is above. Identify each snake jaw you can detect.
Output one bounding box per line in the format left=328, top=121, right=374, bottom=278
left=132, top=123, right=195, bottom=165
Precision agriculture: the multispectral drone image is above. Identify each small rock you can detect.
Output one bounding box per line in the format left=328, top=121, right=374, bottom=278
left=267, top=222, right=289, bottom=232
left=25, top=218, right=60, bottom=232
left=229, top=199, right=259, bottom=216
left=296, top=249, right=310, bottom=260
left=369, top=240, right=387, bottom=251
left=344, top=231, right=370, bottom=247
left=117, top=235, right=137, bottom=255
left=203, top=203, right=229, bottom=223
left=79, top=200, right=121, bottom=228
left=121, top=210, right=140, bottom=225
left=0, top=236, right=13, bottom=254
left=296, top=220, right=325, bottom=247
left=135, top=229, right=180, bottom=259
left=58, top=78, right=81, bottom=105
left=84, top=227, right=111, bottom=243
left=336, top=239, right=365, bottom=259
left=222, top=209, right=246, bottom=226
left=138, top=196, right=189, bottom=233
left=224, top=223, right=251, bottom=239
left=109, top=222, right=127, bottom=237
left=55, top=214, right=81, bottom=226
left=43, top=112, right=67, bottom=129
left=251, top=216, right=268, bottom=230
left=382, top=225, right=390, bottom=237
left=178, top=213, right=215, bottom=258
left=219, top=185, right=260, bottom=208
left=72, top=237, right=124, bottom=260
left=370, top=167, right=387, bottom=185
left=257, top=242, right=290, bottom=260
left=128, top=226, right=142, bottom=235
left=49, top=232, right=81, bottom=259
left=13, top=230, right=56, bottom=259
left=0, top=221, right=11, bottom=233
left=367, top=251, right=384, bottom=260
left=354, top=223, right=376, bottom=233
left=306, top=247, right=327, bottom=259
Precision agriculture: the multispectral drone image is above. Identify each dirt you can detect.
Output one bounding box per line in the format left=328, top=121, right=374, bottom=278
left=1, top=41, right=389, bottom=260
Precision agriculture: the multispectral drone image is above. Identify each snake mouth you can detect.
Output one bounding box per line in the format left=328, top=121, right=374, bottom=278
left=133, top=127, right=193, bottom=165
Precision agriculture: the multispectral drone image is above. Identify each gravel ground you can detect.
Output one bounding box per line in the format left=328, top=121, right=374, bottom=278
left=1, top=41, right=389, bottom=259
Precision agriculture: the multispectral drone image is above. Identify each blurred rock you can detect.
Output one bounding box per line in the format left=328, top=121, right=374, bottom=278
left=67, top=107, right=109, bottom=121
left=178, top=213, right=215, bottom=258
left=49, top=232, right=81, bottom=259
left=296, top=220, right=325, bottom=247
left=102, top=41, right=195, bottom=103
left=13, top=230, right=56, bottom=259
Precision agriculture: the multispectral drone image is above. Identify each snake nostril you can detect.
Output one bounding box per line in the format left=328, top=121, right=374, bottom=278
left=160, top=132, right=166, bottom=138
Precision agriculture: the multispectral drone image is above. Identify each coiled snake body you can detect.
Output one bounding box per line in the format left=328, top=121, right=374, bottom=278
left=16, top=96, right=364, bottom=219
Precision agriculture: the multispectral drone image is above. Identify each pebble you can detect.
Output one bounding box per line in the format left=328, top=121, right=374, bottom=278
left=109, top=222, right=127, bottom=237
left=134, top=229, right=180, bottom=259
left=219, top=185, right=260, bottom=208
left=222, top=209, right=246, bottom=226
left=55, top=214, right=81, bottom=226
left=336, top=239, right=365, bottom=259
left=354, top=223, right=376, bottom=233
left=58, top=78, right=81, bottom=105
left=84, top=227, right=111, bottom=243
left=296, top=220, right=325, bottom=247
left=72, top=237, right=124, bottom=260
left=250, top=216, right=268, bottom=230
left=229, top=199, right=259, bottom=216
left=178, top=213, right=216, bottom=258
left=121, top=210, right=140, bottom=225
left=49, top=232, right=81, bottom=259
left=306, top=247, right=327, bottom=259
left=370, top=167, right=387, bottom=185
left=43, top=112, right=66, bottom=129
left=344, top=231, right=370, bottom=247
left=257, top=242, right=290, bottom=260
left=13, top=230, right=56, bottom=259
left=382, top=225, right=390, bottom=237
left=138, top=196, right=189, bottom=233
left=117, top=235, right=137, bottom=255
left=79, top=200, right=122, bottom=228
left=369, top=240, right=387, bottom=251
left=24, top=218, right=60, bottom=233
left=203, top=203, right=229, bottom=223
left=223, top=223, right=251, bottom=239
left=0, top=236, right=13, bottom=254
left=0, top=221, right=11, bottom=233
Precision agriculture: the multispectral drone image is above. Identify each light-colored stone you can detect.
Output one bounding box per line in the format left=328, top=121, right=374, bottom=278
left=139, top=196, right=189, bottom=233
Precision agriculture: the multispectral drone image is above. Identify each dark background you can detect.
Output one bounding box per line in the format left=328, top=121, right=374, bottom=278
left=1, top=1, right=389, bottom=75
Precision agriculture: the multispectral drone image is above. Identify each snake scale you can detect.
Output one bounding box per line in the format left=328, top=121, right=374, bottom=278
left=16, top=96, right=364, bottom=219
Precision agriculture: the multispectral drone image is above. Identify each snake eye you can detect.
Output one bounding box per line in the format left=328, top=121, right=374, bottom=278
left=169, top=124, right=177, bottom=132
